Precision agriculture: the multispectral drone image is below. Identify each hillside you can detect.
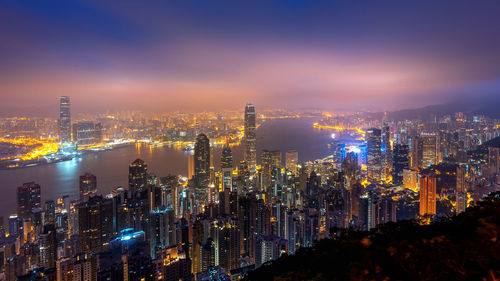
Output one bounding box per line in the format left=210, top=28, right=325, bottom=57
left=244, top=192, right=500, bottom=281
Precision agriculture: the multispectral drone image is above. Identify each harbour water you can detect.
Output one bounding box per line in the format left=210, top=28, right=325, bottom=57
left=0, top=118, right=333, bottom=218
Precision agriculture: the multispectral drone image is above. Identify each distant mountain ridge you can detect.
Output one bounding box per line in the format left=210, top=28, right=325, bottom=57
left=385, top=99, right=500, bottom=121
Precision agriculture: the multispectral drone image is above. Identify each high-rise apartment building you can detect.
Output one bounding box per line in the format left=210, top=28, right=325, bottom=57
left=17, top=182, right=41, bottom=219
left=456, top=166, right=467, bottom=214
left=392, top=144, right=409, bottom=185
left=366, top=128, right=382, bottom=183
left=77, top=195, right=113, bottom=253
left=419, top=174, right=437, bottom=216
left=79, top=172, right=97, bottom=201
left=129, top=159, right=148, bottom=196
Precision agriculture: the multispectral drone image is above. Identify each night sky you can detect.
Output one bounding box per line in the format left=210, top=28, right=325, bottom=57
left=1, top=0, right=500, bottom=115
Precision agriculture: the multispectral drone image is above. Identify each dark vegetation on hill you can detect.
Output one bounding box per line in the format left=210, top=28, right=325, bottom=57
left=244, top=192, right=500, bottom=281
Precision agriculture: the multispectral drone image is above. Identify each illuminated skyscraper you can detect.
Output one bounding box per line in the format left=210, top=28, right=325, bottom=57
left=129, top=159, right=148, bottom=196
left=244, top=104, right=257, bottom=174
left=409, top=136, right=422, bottom=170
left=285, top=150, right=298, bottom=174
left=392, top=144, right=409, bottom=185
left=419, top=174, right=437, bottom=216
left=77, top=195, right=113, bottom=253
left=456, top=166, right=467, bottom=214
left=59, top=96, right=71, bottom=143
left=270, top=150, right=282, bottom=170
left=17, top=182, right=41, bottom=219
left=366, top=128, right=382, bottom=183
left=421, top=132, right=439, bottom=167
left=194, top=133, right=211, bottom=188
left=188, top=154, right=195, bottom=180
left=221, top=145, right=233, bottom=192
left=381, top=122, right=392, bottom=182
left=221, top=145, right=233, bottom=169
left=79, top=172, right=97, bottom=201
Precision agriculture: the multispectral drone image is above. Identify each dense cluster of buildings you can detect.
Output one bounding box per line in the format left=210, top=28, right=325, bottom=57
left=0, top=103, right=499, bottom=280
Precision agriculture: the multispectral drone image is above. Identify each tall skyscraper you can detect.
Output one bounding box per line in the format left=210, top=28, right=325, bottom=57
left=39, top=224, right=57, bottom=269
left=77, top=195, right=113, bottom=253
left=421, top=132, right=439, bottom=167
left=419, top=174, right=437, bottom=216
left=221, top=145, right=233, bottom=192
left=270, top=150, right=282, bottom=170
left=59, top=96, right=71, bottom=143
left=17, top=182, right=41, bottom=219
left=129, top=159, right=148, bottom=196
left=409, top=136, right=422, bottom=170
left=188, top=153, right=195, bottom=180
left=80, top=172, right=97, bottom=201
left=366, top=128, right=382, bottom=183
left=392, top=144, right=409, bottom=185
left=285, top=150, right=299, bottom=174
left=194, top=133, right=211, bottom=188
left=221, top=145, right=233, bottom=169
left=456, top=166, right=467, bottom=214
left=244, top=104, right=257, bottom=174
left=381, top=123, right=392, bottom=183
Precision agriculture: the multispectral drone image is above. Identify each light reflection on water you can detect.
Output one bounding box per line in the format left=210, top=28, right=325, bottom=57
left=0, top=118, right=332, bottom=218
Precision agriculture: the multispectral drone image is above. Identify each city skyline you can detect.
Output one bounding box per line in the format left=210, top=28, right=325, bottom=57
left=0, top=2, right=499, bottom=280
left=1, top=1, right=500, bottom=115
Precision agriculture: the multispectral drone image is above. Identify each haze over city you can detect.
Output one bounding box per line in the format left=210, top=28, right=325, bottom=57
left=2, top=0, right=500, bottom=115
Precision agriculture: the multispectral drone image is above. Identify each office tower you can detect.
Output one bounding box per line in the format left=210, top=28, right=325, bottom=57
left=59, top=96, right=71, bottom=143
left=77, top=195, right=113, bottom=253
left=392, top=144, right=409, bottom=185
left=221, top=145, right=233, bottom=192
left=79, top=172, right=97, bottom=201
left=403, top=169, right=418, bottom=192
left=72, top=121, right=96, bottom=146
left=381, top=122, right=392, bottom=182
left=221, top=145, right=233, bottom=169
left=260, top=150, right=272, bottom=191
left=270, top=150, right=282, bottom=170
left=421, top=132, right=439, bottom=167
left=456, top=166, right=467, bottom=214
left=8, top=215, right=21, bottom=237
left=409, top=136, right=422, bottom=170
left=39, top=224, right=57, bottom=269
left=194, top=133, right=211, bottom=188
left=188, top=153, right=195, bottom=180
left=244, top=103, right=257, bottom=174
left=285, top=150, right=298, bottom=174
left=342, top=152, right=360, bottom=187
left=129, top=159, right=148, bottom=196
left=44, top=200, right=56, bottom=224
left=366, top=128, right=382, bottom=183
left=17, top=182, right=41, bottom=219
left=419, top=174, right=437, bottom=216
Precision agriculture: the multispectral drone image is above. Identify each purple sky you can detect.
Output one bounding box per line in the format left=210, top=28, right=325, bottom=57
left=1, top=0, right=500, bottom=116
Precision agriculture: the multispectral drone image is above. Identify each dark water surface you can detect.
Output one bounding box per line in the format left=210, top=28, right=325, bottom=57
left=0, top=118, right=333, bottom=218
